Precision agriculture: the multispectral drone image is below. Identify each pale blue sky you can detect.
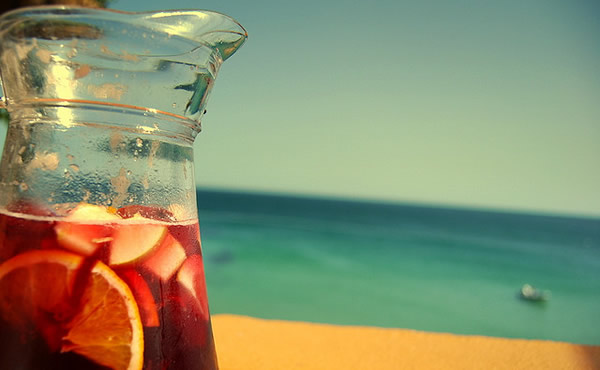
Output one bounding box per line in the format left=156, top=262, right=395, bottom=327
left=2, top=0, right=599, bottom=217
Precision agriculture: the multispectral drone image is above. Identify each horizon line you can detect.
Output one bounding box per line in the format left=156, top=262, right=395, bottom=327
left=196, top=186, right=600, bottom=221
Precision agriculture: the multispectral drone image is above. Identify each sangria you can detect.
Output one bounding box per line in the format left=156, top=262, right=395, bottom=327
left=0, top=202, right=216, bottom=370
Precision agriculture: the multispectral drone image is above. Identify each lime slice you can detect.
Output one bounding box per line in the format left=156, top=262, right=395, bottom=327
left=108, top=216, right=167, bottom=266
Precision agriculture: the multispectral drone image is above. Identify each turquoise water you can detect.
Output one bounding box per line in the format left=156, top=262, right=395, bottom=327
left=196, top=190, right=600, bottom=345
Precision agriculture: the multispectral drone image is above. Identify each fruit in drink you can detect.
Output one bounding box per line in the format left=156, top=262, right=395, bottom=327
left=143, top=233, right=186, bottom=281
left=55, top=204, right=121, bottom=256
left=0, top=250, right=144, bottom=370
left=109, top=216, right=167, bottom=267
left=0, top=204, right=217, bottom=370
left=119, top=269, right=160, bottom=328
left=178, top=255, right=210, bottom=322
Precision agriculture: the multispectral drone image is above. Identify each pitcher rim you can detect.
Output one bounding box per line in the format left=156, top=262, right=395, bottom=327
left=0, top=5, right=246, bottom=34
left=0, top=5, right=248, bottom=53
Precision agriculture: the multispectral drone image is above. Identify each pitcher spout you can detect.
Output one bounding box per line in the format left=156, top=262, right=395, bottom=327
left=142, top=10, right=248, bottom=61
left=0, top=6, right=247, bottom=136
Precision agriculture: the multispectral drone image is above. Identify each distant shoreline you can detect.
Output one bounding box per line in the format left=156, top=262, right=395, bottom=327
left=196, top=187, right=600, bottom=222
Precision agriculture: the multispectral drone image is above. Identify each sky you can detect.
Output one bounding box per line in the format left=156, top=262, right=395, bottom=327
left=1, top=0, right=599, bottom=217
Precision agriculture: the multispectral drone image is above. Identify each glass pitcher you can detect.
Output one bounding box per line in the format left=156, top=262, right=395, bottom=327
left=0, top=6, right=246, bottom=370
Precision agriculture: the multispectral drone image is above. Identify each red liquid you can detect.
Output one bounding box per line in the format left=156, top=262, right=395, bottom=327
left=0, top=205, right=217, bottom=370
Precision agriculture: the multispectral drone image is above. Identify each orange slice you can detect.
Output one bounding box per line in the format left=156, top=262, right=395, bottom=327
left=0, top=250, right=144, bottom=370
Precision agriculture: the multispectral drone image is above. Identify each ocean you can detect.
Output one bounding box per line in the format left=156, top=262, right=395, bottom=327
left=195, top=189, right=600, bottom=345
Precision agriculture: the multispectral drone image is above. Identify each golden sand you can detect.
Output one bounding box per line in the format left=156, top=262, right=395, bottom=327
left=212, top=314, right=600, bottom=370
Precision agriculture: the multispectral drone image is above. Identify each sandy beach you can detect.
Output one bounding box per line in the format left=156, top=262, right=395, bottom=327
left=212, top=314, right=600, bottom=369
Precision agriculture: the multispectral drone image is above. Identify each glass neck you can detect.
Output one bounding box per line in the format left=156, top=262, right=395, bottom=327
left=0, top=108, right=198, bottom=220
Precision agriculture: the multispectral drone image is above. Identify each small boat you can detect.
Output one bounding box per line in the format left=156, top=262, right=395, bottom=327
left=520, top=284, right=551, bottom=302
